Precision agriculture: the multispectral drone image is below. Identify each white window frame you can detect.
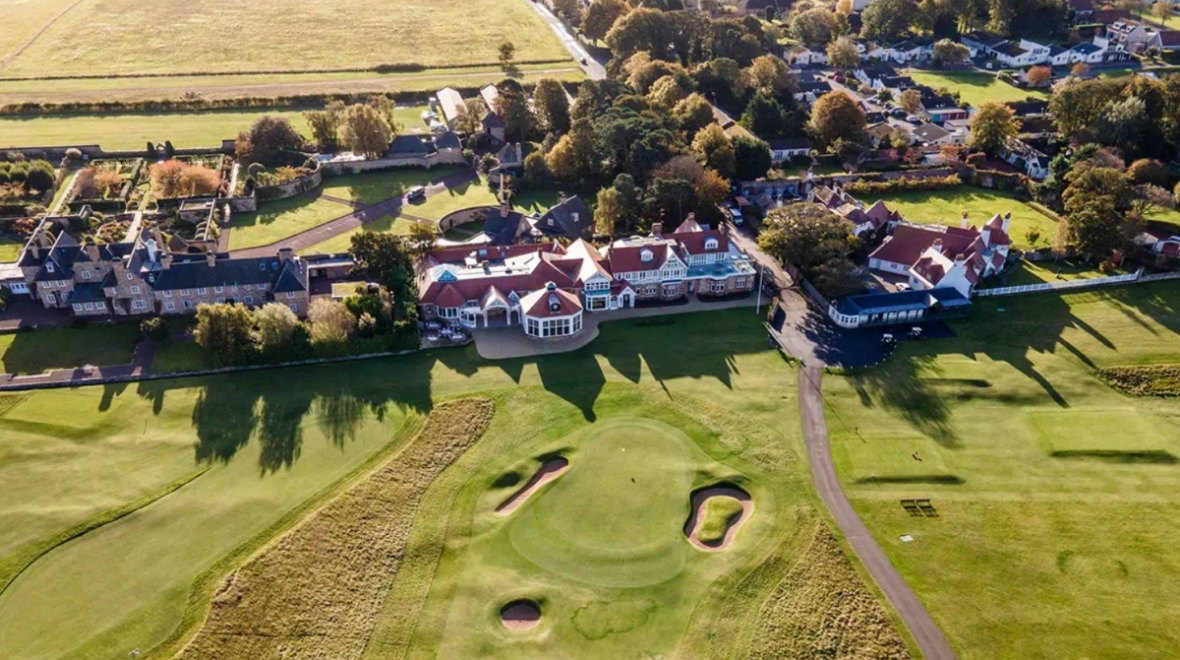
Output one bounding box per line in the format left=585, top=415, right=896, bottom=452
left=45, top=293, right=56, bottom=304
left=214, top=286, right=224, bottom=293
left=165, top=301, right=176, bottom=311
left=81, top=270, right=91, bottom=280
left=130, top=285, right=142, bottom=294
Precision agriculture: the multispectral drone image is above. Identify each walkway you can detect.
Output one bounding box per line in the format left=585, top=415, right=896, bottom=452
left=799, top=365, right=959, bottom=660
left=227, top=168, right=477, bottom=258
left=473, top=295, right=759, bottom=360
left=0, top=340, right=155, bottom=391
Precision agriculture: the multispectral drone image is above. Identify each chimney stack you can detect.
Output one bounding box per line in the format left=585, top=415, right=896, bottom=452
left=1002, top=212, right=1012, bottom=233
left=961, top=212, right=969, bottom=229
left=278, top=247, right=294, bottom=262
left=652, top=223, right=663, bottom=237
left=206, top=250, right=217, bottom=268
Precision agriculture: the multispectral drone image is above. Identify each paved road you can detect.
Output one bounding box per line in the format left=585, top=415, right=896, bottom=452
left=227, top=168, right=477, bottom=258
left=527, top=0, right=606, bottom=80
left=799, top=366, right=959, bottom=660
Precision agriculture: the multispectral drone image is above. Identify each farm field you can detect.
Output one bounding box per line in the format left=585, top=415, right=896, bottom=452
left=869, top=186, right=1058, bottom=250
left=824, top=281, right=1180, bottom=659
left=905, top=71, right=1049, bottom=106
left=0, top=0, right=77, bottom=64
left=0, top=0, right=571, bottom=79
left=0, top=310, right=914, bottom=660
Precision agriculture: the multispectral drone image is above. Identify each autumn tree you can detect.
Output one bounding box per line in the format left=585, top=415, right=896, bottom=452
left=809, top=92, right=867, bottom=150
left=932, top=39, right=969, bottom=67
left=672, top=93, right=715, bottom=138
left=340, top=104, right=394, bottom=159
left=532, top=78, right=572, bottom=134
left=691, top=123, right=736, bottom=179
left=595, top=186, right=625, bottom=236
left=1025, top=65, right=1053, bottom=87
left=254, top=303, right=302, bottom=355
left=235, top=116, right=304, bottom=166
left=968, top=101, right=1019, bottom=154
left=899, top=88, right=923, bottom=114
left=1127, top=158, right=1168, bottom=185
left=452, top=98, right=487, bottom=135
left=744, top=54, right=793, bottom=96
left=1071, top=62, right=1091, bottom=77
left=309, top=299, right=357, bottom=344
left=150, top=160, right=220, bottom=198
left=826, top=37, right=861, bottom=70
left=304, top=101, right=345, bottom=151
left=648, top=75, right=692, bottom=109
left=583, top=0, right=630, bottom=42
left=546, top=118, right=598, bottom=181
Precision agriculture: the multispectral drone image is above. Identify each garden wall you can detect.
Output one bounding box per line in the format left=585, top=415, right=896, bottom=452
left=1, top=144, right=232, bottom=162
left=254, top=168, right=324, bottom=202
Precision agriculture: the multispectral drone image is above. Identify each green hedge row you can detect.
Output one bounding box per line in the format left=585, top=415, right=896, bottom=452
left=843, top=174, right=962, bottom=196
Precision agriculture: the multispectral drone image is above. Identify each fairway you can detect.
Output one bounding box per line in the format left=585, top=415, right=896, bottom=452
left=905, top=71, right=1049, bottom=106
left=825, top=281, right=1180, bottom=659
left=869, top=186, right=1058, bottom=250
left=2, top=0, right=570, bottom=78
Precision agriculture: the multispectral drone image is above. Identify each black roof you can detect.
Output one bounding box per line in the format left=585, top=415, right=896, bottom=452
left=149, top=254, right=305, bottom=292
left=435, top=131, right=462, bottom=151
left=1006, top=99, right=1049, bottom=116
left=482, top=207, right=527, bottom=245
left=767, top=138, right=812, bottom=150
left=68, top=282, right=107, bottom=303
left=535, top=196, right=592, bottom=239
left=836, top=288, right=971, bottom=315
left=388, top=135, right=430, bottom=156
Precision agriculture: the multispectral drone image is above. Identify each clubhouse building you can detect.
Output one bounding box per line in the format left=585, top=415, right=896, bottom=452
left=416, top=216, right=757, bottom=339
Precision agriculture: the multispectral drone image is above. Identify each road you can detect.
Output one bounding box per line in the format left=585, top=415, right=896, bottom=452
left=526, top=0, right=606, bottom=80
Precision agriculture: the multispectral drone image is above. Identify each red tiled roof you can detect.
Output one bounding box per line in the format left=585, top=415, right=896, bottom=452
left=870, top=225, right=954, bottom=266
left=522, top=286, right=582, bottom=318
left=607, top=243, right=672, bottom=274
left=426, top=242, right=565, bottom=266
left=668, top=229, right=728, bottom=256
left=435, top=284, right=465, bottom=308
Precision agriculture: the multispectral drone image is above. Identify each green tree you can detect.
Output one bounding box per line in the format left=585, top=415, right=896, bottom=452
left=254, top=303, right=302, bottom=355
left=968, top=101, right=1019, bottom=154
left=583, top=0, right=630, bottom=42
left=194, top=303, right=256, bottom=366
left=234, top=116, right=305, bottom=167
left=494, top=80, right=533, bottom=142
left=348, top=231, right=415, bottom=314
left=405, top=222, right=438, bottom=260
left=691, top=57, right=746, bottom=110
left=826, top=36, right=861, bottom=70
left=758, top=203, right=862, bottom=297
left=932, top=38, right=970, bottom=67
left=733, top=135, right=772, bottom=181
left=1099, top=96, right=1149, bottom=155
left=808, top=92, right=867, bottom=150
left=595, top=186, right=626, bottom=236
left=546, top=118, right=599, bottom=181
left=533, top=78, right=572, bottom=134
left=452, top=98, right=487, bottom=135
left=613, top=173, right=642, bottom=224
left=340, top=103, right=394, bottom=159
left=648, top=75, right=692, bottom=109
left=552, top=0, right=584, bottom=25
left=741, top=92, right=789, bottom=138
left=304, top=101, right=345, bottom=151
left=605, top=8, right=672, bottom=59
left=498, top=41, right=516, bottom=68
left=672, top=93, right=715, bottom=138
left=862, top=0, right=918, bottom=41
left=789, top=8, right=841, bottom=48
left=691, top=123, right=736, bottom=179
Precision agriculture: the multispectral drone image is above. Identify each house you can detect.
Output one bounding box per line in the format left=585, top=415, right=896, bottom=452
left=911, top=122, right=956, bottom=146
left=434, top=87, right=466, bottom=132
left=867, top=121, right=908, bottom=148
left=1106, top=21, right=1173, bottom=52
left=17, top=221, right=310, bottom=319
left=1005, top=99, right=1050, bottom=118
left=388, top=134, right=430, bottom=158
left=1000, top=139, right=1051, bottom=179
left=992, top=39, right=1051, bottom=66
left=530, top=196, right=593, bottom=241
left=1150, top=29, right=1180, bottom=52
left=868, top=213, right=1013, bottom=297
left=488, top=142, right=525, bottom=179
left=786, top=44, right=826, bottom=66
left=415, top=216, right=757, bottom=335
left=828, top=288, right=972, bottom=329
left=917, top=87, right=968, bottom=123
left=809, top=185, right=901, bottom=237
left=0, top=263, right=28, bottom=296
left=854, top=64, right=899, bottom=87
left=943, top=118, right=972, bottom=144
left=794, top=78, right=834, bottom=104
left=768, top=138, right=812, bottom=164
left=961, top=32, right=1008, bottom=59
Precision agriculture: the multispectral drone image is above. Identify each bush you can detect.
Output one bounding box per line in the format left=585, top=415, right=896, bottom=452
left=0, top=287, right=11, bottom=313
left=150, top=160, right=220, bottom=198
left=843, top=173, right=962, bottom=196
left=139, top=317, right=169, bottom=342
left=65, top=148, right=83, bottom=162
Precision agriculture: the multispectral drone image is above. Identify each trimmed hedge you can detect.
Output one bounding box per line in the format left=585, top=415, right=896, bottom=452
left=843, top=174, right=962, bottom=196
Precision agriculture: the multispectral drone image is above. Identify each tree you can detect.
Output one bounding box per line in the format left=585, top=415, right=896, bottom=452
left=809, top=92, right=867, bottom=150
left=968, top=101, right=1019, bottom=154
left=309, top=299, right=357, bottom=344
left=932, top=39, right=969, bottom=67
left=304, top=101, right=345, bottom=151
left=140, top=317, right=169, bottom=343
left=744, top=54, right=793, bottom=96
left=1131, top=183, right=1176, bottom=217
left=1127, top=158, right=1169, bottom=185
left=1100, top=96, right=1149, bottom=155
left=532, top=78, right=571, bottom=134
left=348, top=231, right=414, bottom=299
left=498, top=41, right=516, bottom=68
left=691, top=123, right=736, bottom=179
left=254, top=303, right=301, bottom=354
left=150, top=160, right=220, bottom=198
left=194, top=303, right=256, bottom=366
left=494, top=80, right=533, bottom=142
left=733, top=135, right=772, bottom=181
left=405, top=222, right=438, bottom=260
left=672, top=93, right=715, bottom=138
left=741, top=92, right=789, bottom=137
left=789, top=8, right=841, bottom=48
left=826, top=37, right=861, bottom=70
left=339, top=104, right=393, bottom=159
left=583, top=0, right=630, bottom=42
left=452, top=98, right=487, bottom=135
left=546, top=118, right=598, bottom=181
left=235, top=116, right=305, bottom=166
left=523, top=151, right=552, bottom=186
left=863, top=0, right=918, bottom=41
left=1025, top=228, right=1042, bottom=247
left=899, top=88, right=923, bottom=114
left=877, top=88, right=895, bottom=104
left=648, top=75, right=692, bottom=109
left=1025, top=65, right=1053, bottom=87
left=758, top=202, right=861, bottom=294
left=1056, top=196, right=1127, bottom=260
left=812, top=258, right=864, bottom=298
left=595, top=187, right=626, bottom=236
left=693, top=167, right=731, bottom=211
left=692, top=58, right=746, bottom=110
left=606, top=8, right=673, bottom=59
left=1153, top=0, right=1173, bottom=25
left=1071, top=62, right=1091, bottom=78
left=552, top=0, right=584, bottom=25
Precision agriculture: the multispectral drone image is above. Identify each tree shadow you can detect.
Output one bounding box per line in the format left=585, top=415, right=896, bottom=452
left=849, top=353, right=960, bottom=448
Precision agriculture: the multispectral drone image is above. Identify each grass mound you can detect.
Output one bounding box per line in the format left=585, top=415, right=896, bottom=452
left=749, top=524, right=911, bottom=660
left=1100, top=364, right=1180, bottom=397
left=696, top=496, right=746, bottom=545
left=175, top=398, right=495, bottom=659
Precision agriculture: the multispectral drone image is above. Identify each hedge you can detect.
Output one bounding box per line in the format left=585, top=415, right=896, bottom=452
left=1099, top=364, right=1180, bottom=398
left=843, top=174, right=962, bottom=196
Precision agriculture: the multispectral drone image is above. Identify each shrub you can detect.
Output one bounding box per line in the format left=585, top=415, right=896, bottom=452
left=1100, top=364, right=1180, bottom=397
left=139, top=317, right=169, bottom=342
left=843, top=173, right=962, bottom=196
left=150, top=160, right=220, bottom=198
left=0, top=287, right=11, bottom=312
left=65, top=148, right=83, bottom=162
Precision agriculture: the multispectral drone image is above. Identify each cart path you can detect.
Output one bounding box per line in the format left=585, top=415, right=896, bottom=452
left=798, top=365, right=959, bottom=660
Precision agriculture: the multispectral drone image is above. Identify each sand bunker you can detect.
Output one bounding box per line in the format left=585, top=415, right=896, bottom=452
left=495, top=457, right=570, bottom=515
left=500, top=600, right=542, bottom=630
left=683, top=486, right=753, bottom=552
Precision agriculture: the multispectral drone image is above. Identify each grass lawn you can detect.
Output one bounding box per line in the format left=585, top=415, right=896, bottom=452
left=1, top=0, right=570, bottom=78
left=0, top=237, right=23, bottom=262
left=299, top=215, right=417, bottom=255
left=1004, top=258, right=1115, bottom=287
left=150, top=341, right=211, bottom=374
left=824, top=281, right=1180, bottom=659
left=0, top=310, right=913, bottom=660
left=319, top=166, right=461, bottom=206
left=442, top=219, right=486, bottom=241
left=228, top=194, right=347, bottom=251
left=906, top=71, right=1049, bottom=106
left=412, top=175, right=501, bottom=221
left=869, top=186, right=1058, bottom=250
left=0, top=324, right=139, bottom=375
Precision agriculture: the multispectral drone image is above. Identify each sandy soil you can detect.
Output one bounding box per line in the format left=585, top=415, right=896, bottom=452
left=500, top=600, right=541, bottom=631
left=683, top=486, right=753, bottom=552
left=495, top=458, right=570, bottom=515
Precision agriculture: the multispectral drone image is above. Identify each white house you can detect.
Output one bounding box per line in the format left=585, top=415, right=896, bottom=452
left=767, top=138, right=812, bottom=164
left=786, top=45, right=826, bottom=66
left=868, top=213, right=1013, bottom=298
left=992, top=39, right=1051, bottom=67
left=1000, top=139, right=1051, bottom=180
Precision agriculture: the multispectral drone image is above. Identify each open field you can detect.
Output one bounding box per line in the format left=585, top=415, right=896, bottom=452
left=905, top=71, right=1049, bottom=106
left=0, top=0, right=78, bottom=67
left=824, top=281, right=1180, bottom=659
left=0, top=324, right=138, bottom=375
left=1, top=0, right=571, bottom=79
left=321, top=167, right=464, bottom=206
left=869, top=186, right=1057, bottom=250
left=0, top=309, right=913, bottom=659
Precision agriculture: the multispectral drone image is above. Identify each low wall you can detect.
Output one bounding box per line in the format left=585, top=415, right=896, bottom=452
left=439, top=206, right=493, bottom=233
left=254, top=167, right=324, bottom=202
left=319, top=151, right=467, bottom=176
left=1, top=144, right=231, bottom=161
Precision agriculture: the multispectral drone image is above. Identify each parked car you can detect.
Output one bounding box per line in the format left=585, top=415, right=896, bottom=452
left=905, top=115, right=922, bottom=123
left=407, top=186, right=427, bottom=201
left=889, top=108, right=907, bottom=118
left=895, top=283, right=911, bottom=292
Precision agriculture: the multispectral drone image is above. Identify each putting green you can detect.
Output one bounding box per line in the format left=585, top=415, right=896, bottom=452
left=507, top=417, right=694, bottom=588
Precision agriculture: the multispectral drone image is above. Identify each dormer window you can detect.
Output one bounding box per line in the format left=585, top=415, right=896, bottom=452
left=640, top=249, right=653, bottom=263
left=704, top=238, right=718, bottom=250
left=46, top=263, right=54, bottom=273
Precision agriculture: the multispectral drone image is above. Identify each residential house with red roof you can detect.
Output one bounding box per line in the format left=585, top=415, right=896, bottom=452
left=868, top=213, right=1013, bottom=297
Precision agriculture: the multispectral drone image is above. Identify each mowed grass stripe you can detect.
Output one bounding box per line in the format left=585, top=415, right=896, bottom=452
left=175, top=399, right=494, bottom=659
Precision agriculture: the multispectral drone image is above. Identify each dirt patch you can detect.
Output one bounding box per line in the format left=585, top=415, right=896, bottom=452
left=683, top=486, right=753, bottom=552
left=495, top=457, right=570, bottom=515
left=500, top=599, right=541, bottom=631
left=175, top=398, right=496, bottom=660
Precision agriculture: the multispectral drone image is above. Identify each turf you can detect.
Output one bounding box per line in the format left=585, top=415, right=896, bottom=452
left=1, top=0, right=570, bottom=78
left=227, top=194, right=347, bottom=251
left=0, top=237, right=23, bottom=261
left=0, top=309, right=914, bottom=659
left=411, top=174, right=501, bottom=221
left=824, top=281, right=1180, bottom=659
left=299, top=215, right=417, bottom=255
left=905, top=71, right=1049, bottom=106
left=696, top=495, right=746, bottom=545
left=868, top=186, right=1058, bottom=250
left=0, top=323, right=139, bottom=375
left=319, top=167, right=463, bottom=206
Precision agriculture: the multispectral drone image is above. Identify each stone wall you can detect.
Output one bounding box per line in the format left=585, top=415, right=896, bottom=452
left=254, top=167, right=324, bottom=202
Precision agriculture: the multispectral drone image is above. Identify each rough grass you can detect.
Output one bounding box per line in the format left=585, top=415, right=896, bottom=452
left=2, top=0, right=570, bottom=78
left=868, top=185, right=1056, bottom=250
left=0, top=237, right=23, bottom=261
left=0, top=0, right=79, bottom=66
left=176, top=398, right=494, bottom=659
left=1100, top=364, right=1180, bottom=397
left=696, top=495, right=746, bottom=545
left=749, top=524, right=911, bottom=660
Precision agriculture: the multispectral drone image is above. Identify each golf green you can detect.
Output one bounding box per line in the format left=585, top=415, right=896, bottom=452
left=507, top=417, right=695, bottom=588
